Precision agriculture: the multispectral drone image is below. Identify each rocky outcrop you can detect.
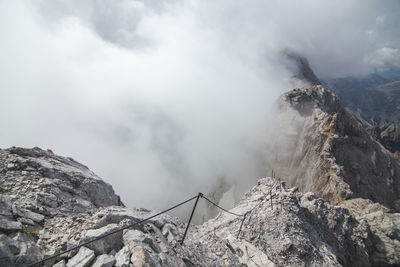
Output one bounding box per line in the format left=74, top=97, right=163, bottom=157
left=0, top=147, right=122, bottom=266
left=189, top=177, right=371, bottom=266
left=264, top=85, right=400, bottom=265
left=341, top=198, right=400, bottom=265
left=284, top=51, right=321, bottom=86
left=270, top=86, right=400, bottom=208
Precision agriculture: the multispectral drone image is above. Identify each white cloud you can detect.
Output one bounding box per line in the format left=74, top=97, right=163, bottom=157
left=366, top=47, right=400, bottom=70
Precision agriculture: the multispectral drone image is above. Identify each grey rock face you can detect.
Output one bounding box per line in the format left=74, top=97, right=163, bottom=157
left=0, top=217, right=22, bottom=233
left=67, top=246, right=95, bottom=267
left=0, top=147, right=122, bottom=266
left=187, top=177, right=370, bottom=267
left=266, top=85, right=400, bottom=265
left=341, top=198, right=400, bottom=265
left=272, top=86, right=400, bottom=208
left=284, top=50, right=321, bottom=86
left=53, top=259, right=66, bottom=267
left=91, top=254, right=115, bottom=267
left=82, top=224, right=122, bottom=255
left=115, top=246, right=130, bottom=267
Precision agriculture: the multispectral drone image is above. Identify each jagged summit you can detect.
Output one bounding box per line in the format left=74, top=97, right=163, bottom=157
left=272, top=85, right=400, bottom=208
left=283, top=51, right=321, bottom=86
left=280, top=85, right=340, bottom=115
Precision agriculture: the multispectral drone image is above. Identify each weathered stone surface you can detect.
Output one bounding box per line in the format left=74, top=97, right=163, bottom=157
left=12, top=205, right=45, bottom=223
left=67, top=246, right=95, bottom=267
left=130, top=246, right=158, bottom=267
left=53, top=259, right=66, bottom=267
left=0, top=147, right=123, bottom=266
left=0, top=217, right=22, bottom=233
left=271, top=86, right=400, bottom=207
left=91, top=254, right=115, bottom=267
left=341, top=198, right=400, bottom=266
left=115, top=246, right=130, bottom=267
left=0, top=196, right=13, bottom=217
left=82, top=224, right=122, bottom=255
left=186, top=177, right=371, bottom=267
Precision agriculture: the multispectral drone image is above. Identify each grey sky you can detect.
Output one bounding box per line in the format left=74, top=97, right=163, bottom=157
left=0, top=0, right=399, bottom=210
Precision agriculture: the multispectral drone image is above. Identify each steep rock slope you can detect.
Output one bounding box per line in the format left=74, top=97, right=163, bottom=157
left=269, top=86, right=400, bottom=208
left=0, top=147, right=122, bottom=266
left=284, top=51, right=321, bottom=86
left=189, top=177, right=371, bottom=267
left=0, top=147, right=381, bottom=266
left=341, top=198, right=400, bottom=265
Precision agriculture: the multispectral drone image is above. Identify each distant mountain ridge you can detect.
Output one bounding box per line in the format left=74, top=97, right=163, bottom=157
left=323, top=73, right=400, bottom=125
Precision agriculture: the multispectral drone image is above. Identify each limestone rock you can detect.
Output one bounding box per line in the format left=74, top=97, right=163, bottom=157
left=82, top=224, right=122, bottom=255
left=0, top=147, right=123, bottom=266
left=272, top=86, right=400, bottom=207
left=341, top=198, right=400, bottom=266
left=53, top=259, right=66, bottom=267
left=91, top=254, right=115, bottom=267
left=0, top=217, right=22, bottom=233
left=115, top=246, right=130, bottom=267
left=67, top=246, right=95, bottom=267
left=187, top=177, right=370, bottom=267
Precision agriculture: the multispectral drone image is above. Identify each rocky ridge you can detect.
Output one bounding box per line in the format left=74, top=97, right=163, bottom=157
left=270, top=86, right=400, bottom=208
left=265, top=85, right=400, bottom=265
left=1, top=146, right=391, bottom=266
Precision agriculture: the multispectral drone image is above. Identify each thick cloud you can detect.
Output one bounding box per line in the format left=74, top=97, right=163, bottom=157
left=0, top=0, right=399, bottom=212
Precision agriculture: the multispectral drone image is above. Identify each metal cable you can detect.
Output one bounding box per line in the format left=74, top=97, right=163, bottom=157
left=201, top=195, right=243, bottom=217
left=25, top=189, right=274, bottom=266
left=25, top=195, right=198, bottom=267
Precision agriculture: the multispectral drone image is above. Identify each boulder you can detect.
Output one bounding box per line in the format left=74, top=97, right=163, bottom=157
left=0, top=217, right=22, bottom=233
left=91, top=254, right=115, bottom=267
left=67, top=246, right=95, bottom=267
left=82, top=224, right=122, bottom=255
left=52, top=259, right=66, bottom=267
left=115, top=246, right=130, bottom=267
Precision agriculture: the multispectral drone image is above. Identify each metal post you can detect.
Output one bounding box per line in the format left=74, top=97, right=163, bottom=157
left=278, top=177, right=281, bottom=192
left=181, top=192, right=202, bottom=245
left=270, top=190, right=273, bottom=210
left=237, top=212, right=248, bottom=239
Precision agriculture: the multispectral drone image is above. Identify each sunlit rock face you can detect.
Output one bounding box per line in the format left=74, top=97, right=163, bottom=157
left=269, top=85, right=400, bottom=208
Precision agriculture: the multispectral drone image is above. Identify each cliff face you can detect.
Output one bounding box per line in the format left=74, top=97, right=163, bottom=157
left=265, top=86, right=400, bottom=265
left=0, top=147, right=382, bottom=267
left=269, top=86, right=400, bottom=208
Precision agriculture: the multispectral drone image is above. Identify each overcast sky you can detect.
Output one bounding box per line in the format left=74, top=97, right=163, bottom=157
left=1, top=0, right=399, bottom=210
